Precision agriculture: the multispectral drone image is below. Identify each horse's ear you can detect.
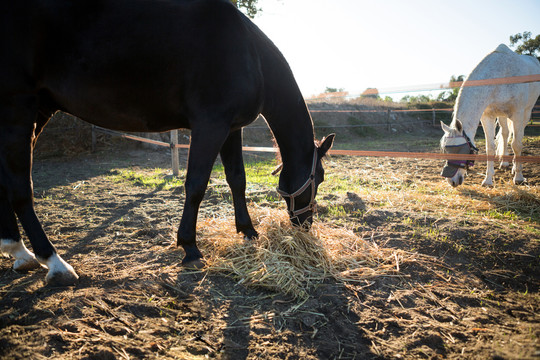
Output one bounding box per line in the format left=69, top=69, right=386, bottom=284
left=318, top=133, right=335, bottom=158
left=441, top=121, right=452, bottom=134
left=455, top=119, right=463, bottom=133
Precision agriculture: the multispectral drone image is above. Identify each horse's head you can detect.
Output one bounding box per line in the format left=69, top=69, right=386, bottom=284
left=440, top=120, right=478, bottom=187
left=276, top=134, right=335, bottom=228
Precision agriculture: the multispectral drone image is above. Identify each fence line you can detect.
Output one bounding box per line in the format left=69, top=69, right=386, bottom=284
left=327, top=149, right=540, bottom=163
left=244, top=120, right=433, bottom=130
left=235, top=146, right=540, bottom=163
left=93, top=127, right=189, bottom=149
left=308, top=108, right=453, bottom=113
left=305, top=120, right=430, bottom=129
left=92, top=126, right=188, bottom=176
left=92, top=123, right=540, bottom=175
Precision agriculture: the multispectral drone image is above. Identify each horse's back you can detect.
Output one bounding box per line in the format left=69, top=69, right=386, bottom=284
left=471, top=44, right=540, bottom=79
left=1, top=0, right=264, bottom=132
left=465, top=44, right=540, bottom=112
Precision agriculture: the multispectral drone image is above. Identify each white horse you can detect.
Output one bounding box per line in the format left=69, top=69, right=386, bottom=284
left=440, top=44, right=540, bottom=187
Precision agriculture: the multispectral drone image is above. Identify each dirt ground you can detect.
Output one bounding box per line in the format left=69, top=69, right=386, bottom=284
left=1, top=124, right=539, bottom=359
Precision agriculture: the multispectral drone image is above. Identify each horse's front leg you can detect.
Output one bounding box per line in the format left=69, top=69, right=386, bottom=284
left=220, top=130, right=257, bottom=240
left=0, top=196, right=40, bottom=271
left=177, top=124, right=230, bottom=267
left=480, top=116, right=496, bottom=187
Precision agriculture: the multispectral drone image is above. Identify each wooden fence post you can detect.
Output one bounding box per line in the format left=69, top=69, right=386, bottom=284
left=386, top=109, right=391, bottom=131
left=170, top=130, right=179, bottom=177
left=432, top=108, right=436, bottom=126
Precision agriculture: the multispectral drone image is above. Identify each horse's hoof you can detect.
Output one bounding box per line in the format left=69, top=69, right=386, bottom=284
left=514, top=178, right=526, bottom=185
left=481, top=180, right=494, bottom=187
left=40, top=253, right=79, bottom=286
left=46, top=270, right=79, bottom=287
left=181, top=245, right=204, bottom=269
left=243, top=229, right=258, bottom=241
left=182, top=258, right=206, bottom=270
left=13, top=257, right=41, bottom=272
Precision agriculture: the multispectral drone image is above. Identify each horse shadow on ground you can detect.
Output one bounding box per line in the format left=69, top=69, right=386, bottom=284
left=168, top=270, right=380, bottom=359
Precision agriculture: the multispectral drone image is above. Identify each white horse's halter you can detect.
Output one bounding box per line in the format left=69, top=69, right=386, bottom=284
left=441, top=132, right=479, bottom=178
left=276, top=150, right=318, bottom=222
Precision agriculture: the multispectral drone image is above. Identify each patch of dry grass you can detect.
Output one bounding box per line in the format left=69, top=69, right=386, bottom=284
left=323, top=157, right=540, bottom=225
left=489, top=187, right=540, bottom=218
left=199, top=207, right=413, bottom=300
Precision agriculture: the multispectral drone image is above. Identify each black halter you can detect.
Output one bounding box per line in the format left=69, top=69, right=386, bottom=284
left=276, top=150, right=318, bottom=222
left=441, top=132, right=479, bottom=178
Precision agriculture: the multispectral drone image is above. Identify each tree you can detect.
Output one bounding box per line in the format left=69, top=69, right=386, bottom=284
left=399, top=94, right=432, bottom=104
left=436, top=75, right=464, bottom=102
left=325, top=87, right=344, bottom=93
left=400, top=95, right=411, bottom=103
left=509, top=31, right=540, bottom=60
left=509, top=32, right=540, bottom=107
left=230, top=0, right=261, bottom=18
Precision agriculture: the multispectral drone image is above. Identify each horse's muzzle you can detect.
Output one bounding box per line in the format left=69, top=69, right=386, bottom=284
left=441, top=164, right=459, bottom=178
left=290, top=211, right=314, bottom=229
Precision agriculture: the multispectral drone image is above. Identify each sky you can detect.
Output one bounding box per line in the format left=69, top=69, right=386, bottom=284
left=249, top=0, right=540, bottom=100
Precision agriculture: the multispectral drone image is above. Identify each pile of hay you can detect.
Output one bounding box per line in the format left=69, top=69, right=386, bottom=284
left=491, top=187, right=540, bottom=219
left=199, top=208, right=406, bottom=300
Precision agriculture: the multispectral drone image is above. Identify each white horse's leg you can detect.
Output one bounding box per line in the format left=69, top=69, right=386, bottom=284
left=1, top=238, right=41, bottom=271
left=480, top=116, right=496, bottom=187
left=510, top=112, right=526, bottom=185
left=496, top=117, right=511, bottom=168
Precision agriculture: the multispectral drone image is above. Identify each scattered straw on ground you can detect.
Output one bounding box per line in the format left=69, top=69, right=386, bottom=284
left=490, top=186, right=540, bottom=217
left=199, top=208, right=416, bottom=300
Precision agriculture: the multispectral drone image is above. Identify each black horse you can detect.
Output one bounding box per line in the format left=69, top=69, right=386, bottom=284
left=0, top=0, right=334, bottom=285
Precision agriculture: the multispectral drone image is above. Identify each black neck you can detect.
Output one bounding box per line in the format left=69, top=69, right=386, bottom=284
left=245, top=16, right=316, bottom=192
left=260, top=59, right=315, bottom=192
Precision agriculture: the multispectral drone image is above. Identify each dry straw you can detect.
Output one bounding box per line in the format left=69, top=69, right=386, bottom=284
left=491, top=187, right=540, bottom=218
left=199, top=208, right=408, bottom=300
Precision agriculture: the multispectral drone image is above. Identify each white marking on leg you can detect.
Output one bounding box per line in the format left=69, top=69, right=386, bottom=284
left=38, top=253, right=79, bottom=285
left=0, top=238, right=41, bottom=271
